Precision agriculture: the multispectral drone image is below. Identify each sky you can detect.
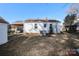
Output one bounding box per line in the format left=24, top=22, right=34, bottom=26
left=0, top=3, right=71, bottom=23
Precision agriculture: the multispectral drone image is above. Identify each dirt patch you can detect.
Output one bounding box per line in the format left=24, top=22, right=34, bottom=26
left=0, top=33, right=79, bottom=56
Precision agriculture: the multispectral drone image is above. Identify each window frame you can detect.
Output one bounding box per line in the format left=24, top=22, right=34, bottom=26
left=44, top=23, right=47, bottom=28
left=34, top=24, right=38, bottom=29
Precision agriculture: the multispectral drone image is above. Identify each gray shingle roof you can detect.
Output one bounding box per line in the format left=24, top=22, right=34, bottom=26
left=0, top=17, right=8, bottom=24
left=25, top=19, right=60, bottom=23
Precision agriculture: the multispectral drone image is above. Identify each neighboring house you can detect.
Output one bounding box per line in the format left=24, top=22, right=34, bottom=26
left=73, top=16, right=79, bottom=32
left=10, top=21, right=23, bottom=33
left=64, top=15, right=79, bottom=32
left=23, top=19, right=61, bottom=34
left=0, top=17, right=8, bottom=45
left=74, top=22, right=79, bottom=32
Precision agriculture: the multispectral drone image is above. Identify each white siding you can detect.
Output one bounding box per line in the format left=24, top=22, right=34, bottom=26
left=0, top=23, right=8, bottom=45
left=76, top=26, right=79, bottom=30
left=47, top=22, right=60, bottom=33
left=24, top=22, right=44, bottom=33
left=24, top=22, right=61, bottom=33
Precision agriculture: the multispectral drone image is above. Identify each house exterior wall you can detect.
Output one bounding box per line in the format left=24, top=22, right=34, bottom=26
left=73, top=18, right=79, bottom=31
left=24, top=22, right=45, bottom=33
left=0, top=23, right=8, bottom=45
left=16, top=26, right=23, bottom=33
left=76, top=26, right=79, bottom=31
left=23, top=22, right=61, bottom=34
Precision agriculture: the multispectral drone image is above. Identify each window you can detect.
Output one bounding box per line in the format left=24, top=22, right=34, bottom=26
left=44, top=24, right=47, bottom=28
left=34, top=24, right=37, bottom=29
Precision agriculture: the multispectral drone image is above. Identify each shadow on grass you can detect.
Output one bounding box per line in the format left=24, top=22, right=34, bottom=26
left=64, top=32, right=79, bottom=56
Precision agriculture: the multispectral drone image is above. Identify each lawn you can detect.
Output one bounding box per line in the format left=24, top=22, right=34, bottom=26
left=0, top=33, right=79, bottom=56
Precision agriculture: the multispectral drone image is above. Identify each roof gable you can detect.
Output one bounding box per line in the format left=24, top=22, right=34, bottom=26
left=0, top=17, right=9, bottom=24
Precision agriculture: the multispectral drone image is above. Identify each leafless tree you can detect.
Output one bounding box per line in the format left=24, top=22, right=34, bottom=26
left=67, top=3, right=79, bottom=15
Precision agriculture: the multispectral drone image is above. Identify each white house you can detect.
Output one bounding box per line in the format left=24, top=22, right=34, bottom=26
left=23, top=19, right=61, bottom=34
left=0, top=17, right=8, bottom=45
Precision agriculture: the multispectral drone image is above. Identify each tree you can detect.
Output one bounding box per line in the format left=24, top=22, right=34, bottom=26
left=64, top=14, right=70, bottom=26
left=64, top=14, right=76, bottom=26
left=64, top=14, right=76, bottom=31
left=63, top=4, right=79, bottom=32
